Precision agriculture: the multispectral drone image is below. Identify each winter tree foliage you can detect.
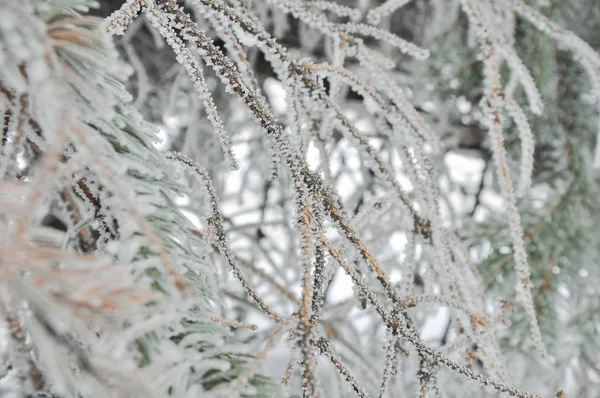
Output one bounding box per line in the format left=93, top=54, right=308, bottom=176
left=1, top=0, right=599, bottom=397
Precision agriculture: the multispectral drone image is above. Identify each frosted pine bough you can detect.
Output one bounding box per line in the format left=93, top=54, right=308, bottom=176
left=1, top=0, right=599, bottom=397
left=0, top=1, right=276, bottom=397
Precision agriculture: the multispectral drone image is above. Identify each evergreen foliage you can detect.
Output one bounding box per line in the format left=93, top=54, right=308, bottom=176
left=1, top=0, right=599, bottom=397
